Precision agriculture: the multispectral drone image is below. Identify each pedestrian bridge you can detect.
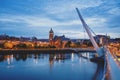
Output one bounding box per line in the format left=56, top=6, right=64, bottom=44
left=76, top=8, right=120, bottom=80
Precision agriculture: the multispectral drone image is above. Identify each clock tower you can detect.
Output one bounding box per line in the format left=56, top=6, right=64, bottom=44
left=49, top=28, right=54, bottom=46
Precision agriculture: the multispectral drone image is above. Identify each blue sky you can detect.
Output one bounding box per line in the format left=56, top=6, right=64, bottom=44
left=0, top=0, right=120, bottom=39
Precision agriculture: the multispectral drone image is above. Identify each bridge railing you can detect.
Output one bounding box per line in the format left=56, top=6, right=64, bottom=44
left=104, top=47, right=120, bottom=80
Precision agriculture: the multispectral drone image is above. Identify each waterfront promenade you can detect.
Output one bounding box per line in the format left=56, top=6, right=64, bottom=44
left=0, top=48, right=96, bottom=54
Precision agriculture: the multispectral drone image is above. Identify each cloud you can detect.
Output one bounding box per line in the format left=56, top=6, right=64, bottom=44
left=96, top=32, right=120, bottom=38
left=56, top=30, right=120, bottom=39
left=86, top=17, right=107, bottom=27
left=0, top=15, right=81, bottom=27
left=24, top=17, right=81, bottom=27
left=0, top=0, right=120, bottom=39
left=45, top=0, right=103, bottom=14
left=56, top=30, right=88, bottom=39
left=108, top=7, right=120, bottom=16
left=0, top=18, right=20, bottom=23
left=108, top=33, right=120, bottom=38
left=0, top=14, right=107, bottom=28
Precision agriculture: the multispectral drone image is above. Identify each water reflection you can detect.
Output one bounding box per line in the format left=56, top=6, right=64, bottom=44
left=0, top=54, right=13, bottom=64
left=0, top=52, right=93, bottom=65
left=71, top=53, right=74, bottom=62
left=34, top=54, right=39, bottom=64
left=0, top=52, right=97, bottom=80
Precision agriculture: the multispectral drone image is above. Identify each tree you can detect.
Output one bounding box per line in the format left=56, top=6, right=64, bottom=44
left=0, top=43, right=4, bottom=49
left=4, top=42, right=14, bottom=49
left=16, top=43, right=27, bottom=48
left=75, top=42, right=81, bottom=48
left=87, top=41, right=93, bottom=47
left=48, top=45, right=56, bottom=48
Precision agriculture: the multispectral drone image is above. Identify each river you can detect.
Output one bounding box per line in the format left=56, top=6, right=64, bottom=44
left=0, top=52, right=97, bottom=80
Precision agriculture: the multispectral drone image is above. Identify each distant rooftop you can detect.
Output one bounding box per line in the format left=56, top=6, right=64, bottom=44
left=54, top=35, right=70, bottom=41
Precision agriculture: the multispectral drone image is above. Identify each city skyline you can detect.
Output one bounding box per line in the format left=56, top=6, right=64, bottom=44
left=0, top=0, right=120, bottom=39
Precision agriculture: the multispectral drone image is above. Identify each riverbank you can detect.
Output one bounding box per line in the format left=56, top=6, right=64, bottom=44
left=0, top=48, right=96, bottom=54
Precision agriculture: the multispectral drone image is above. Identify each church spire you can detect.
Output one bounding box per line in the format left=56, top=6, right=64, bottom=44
left=49, top=28, right=54, bottom=46
left=49, top=28, right=53, bottom=33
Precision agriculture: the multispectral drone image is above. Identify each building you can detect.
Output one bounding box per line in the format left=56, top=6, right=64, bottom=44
left=49, top=28, right=70, bottom=48
left=54, top=35, right=70, bottom=48
left=94, top=35, right=110, bottom=46
left=49, top=28, right=54, bottom=46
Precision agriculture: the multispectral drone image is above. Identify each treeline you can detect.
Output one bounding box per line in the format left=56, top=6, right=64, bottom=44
left=0, top=42, right=56, bottom=49
left=0, top=40, right=94, bottom=49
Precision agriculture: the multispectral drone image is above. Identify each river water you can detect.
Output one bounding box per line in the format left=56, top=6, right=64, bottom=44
left=0, top=52, right=97, bottom=80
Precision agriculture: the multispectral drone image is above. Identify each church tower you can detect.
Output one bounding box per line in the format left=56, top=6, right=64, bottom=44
left=49, top=28, right=54, bottom=46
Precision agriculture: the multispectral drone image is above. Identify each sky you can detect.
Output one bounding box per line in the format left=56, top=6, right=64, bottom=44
left=0, top=0, right=120, bottom=39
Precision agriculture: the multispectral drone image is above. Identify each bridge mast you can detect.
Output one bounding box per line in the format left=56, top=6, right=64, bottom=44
left=76, top=8, right=99, bottom=51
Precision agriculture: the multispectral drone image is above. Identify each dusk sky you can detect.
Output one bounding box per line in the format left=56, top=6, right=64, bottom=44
left=0, top=0, right=120, bottom=39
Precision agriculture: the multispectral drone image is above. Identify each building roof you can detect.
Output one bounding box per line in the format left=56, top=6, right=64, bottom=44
left=39, top=39, right=49, bottom=42
left=54, top=35, right=70, bottom=41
